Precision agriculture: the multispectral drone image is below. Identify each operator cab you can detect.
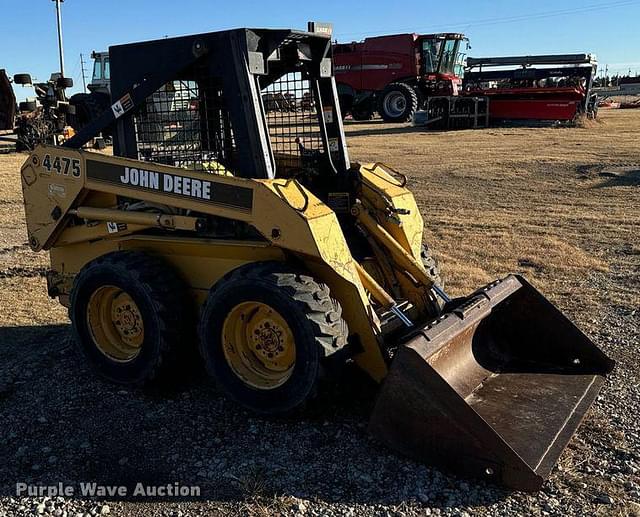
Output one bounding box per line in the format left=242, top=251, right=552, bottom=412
left=89, top=52, right=111, bottom=94
left=419, top=33, right=468, bottom=95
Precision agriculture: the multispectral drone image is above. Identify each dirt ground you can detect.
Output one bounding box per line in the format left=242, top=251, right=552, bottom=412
left=0, top=110, right=638, bottom=516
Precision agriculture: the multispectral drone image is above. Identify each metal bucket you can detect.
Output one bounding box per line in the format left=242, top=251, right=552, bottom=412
left=370, top=275, right=614, bottom=491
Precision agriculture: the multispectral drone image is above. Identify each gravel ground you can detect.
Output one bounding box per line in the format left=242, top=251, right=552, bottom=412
left=0, top=268, right=638, bottom=517
left=0, top=112, right=639, bottom=516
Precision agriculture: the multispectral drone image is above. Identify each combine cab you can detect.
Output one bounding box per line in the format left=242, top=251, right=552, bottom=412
left=463, top=54, right=598, bottom=123
left=334, top=30, right=487, bottom=128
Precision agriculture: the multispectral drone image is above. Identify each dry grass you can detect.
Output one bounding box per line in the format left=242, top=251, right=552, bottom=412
left=346, top=109, right=640, bottom=312
left=0, top=110, right=638, bottom=325
left=0, top=106, right=638, bottom=517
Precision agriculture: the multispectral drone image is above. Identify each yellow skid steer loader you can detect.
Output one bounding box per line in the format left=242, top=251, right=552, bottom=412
left=19, top=25, right=613, bottom=491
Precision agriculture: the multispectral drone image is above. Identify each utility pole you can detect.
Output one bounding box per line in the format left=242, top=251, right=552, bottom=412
left=80, top=53, right=87, bottom=93
left=53, top=0, right=66, bottom=77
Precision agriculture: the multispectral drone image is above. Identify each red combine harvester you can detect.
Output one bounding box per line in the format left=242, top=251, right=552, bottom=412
left=463, top=54, right=599, bottom=123
left=333, top=32, right=488, bottom=128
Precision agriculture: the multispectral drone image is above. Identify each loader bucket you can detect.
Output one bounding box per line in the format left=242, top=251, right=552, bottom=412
left=370, top=275, right=614, bottom=491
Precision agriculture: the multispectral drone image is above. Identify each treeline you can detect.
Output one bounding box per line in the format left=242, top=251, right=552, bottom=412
left=593, top=74, right=640, bottom=87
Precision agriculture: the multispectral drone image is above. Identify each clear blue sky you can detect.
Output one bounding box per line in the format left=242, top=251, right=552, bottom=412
left=2, top=0, right=639, bottom=98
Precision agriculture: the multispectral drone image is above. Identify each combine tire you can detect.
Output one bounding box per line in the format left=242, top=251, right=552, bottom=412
left=378, top=83, right=418, bottom=123
left=69, top=251, right=191, bottom=385
left=338, top=94, right=353, bottom=120
left=198, top=262, right=348, bottom=414
left=352, top=107, right=373, bottom=121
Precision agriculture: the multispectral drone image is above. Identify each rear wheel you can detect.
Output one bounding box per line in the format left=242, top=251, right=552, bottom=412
left=338, top=94, right=353, bottom=120
left=198, top=262, right=348, bottom=414
left=378, top=83, right=419, bottom=122
left=70, top=251, right=191, bottom=385
left=352, top=107, right=373, bottom=121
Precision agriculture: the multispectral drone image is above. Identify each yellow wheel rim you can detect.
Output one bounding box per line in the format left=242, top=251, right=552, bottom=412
left=222, top=301, right=296, bottom=390
left=87, top=285, right=145, bottom=362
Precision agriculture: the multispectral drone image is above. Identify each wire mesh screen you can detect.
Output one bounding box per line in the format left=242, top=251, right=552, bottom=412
left=133, top=79, right=235, bottom=174
left=261, top=72, right=322, bottom=172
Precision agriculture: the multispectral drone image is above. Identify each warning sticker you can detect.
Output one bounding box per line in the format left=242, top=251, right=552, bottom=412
left=323, top=107, right=334, bottom=124
left=106, top=222, right=127, bottom=234
left=48, top=183, right=67, bottom=198
left=111, top=93, right=134, bottom=119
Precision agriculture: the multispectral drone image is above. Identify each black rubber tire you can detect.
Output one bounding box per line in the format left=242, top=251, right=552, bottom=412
left=69, top=251, right=192, bottom=385
left=352, top=108, right=373, bottom=121
left=420, top=244, right=443, bottom=289
left=68, top=93, right=89, bottom=128
left=57, top=102, right=72, bottom=114
left=15, top=140, right=30, bottom=152
left=19, top=101, right=36, bottom=112
left=421, top=244, right=445, bottom=316
left=378, top=82, right=419, bottom=123
left=57, top=77, right=73, bottom=89
left=13, top=73, right=32, bottom=85
left=338, top=94, right=353, bottom=120
left=198, top=261, right=348, bottom=415
left=69, top=92, right=112, bottom=135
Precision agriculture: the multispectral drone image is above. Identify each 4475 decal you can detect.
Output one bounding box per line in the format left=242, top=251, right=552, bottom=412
left=42, top=154, right=81, bottom=178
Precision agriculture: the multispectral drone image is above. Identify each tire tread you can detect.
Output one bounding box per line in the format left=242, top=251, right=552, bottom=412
left=378, top=82, right=419, bottom=122
left=70, top=251, right=190, bottom=385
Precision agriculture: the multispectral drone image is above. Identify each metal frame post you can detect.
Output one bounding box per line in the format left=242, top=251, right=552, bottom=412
left=53, top=0, right=65, bottom=78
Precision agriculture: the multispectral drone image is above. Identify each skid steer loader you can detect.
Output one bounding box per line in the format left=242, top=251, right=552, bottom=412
left=19, top=26, right=614, bottom=491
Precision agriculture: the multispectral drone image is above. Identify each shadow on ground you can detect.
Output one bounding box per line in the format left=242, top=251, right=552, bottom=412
left=343, top=122, right=427, bottom=138
left=597, top=168, right=640, bottom=188
left=577, top=163, right=640, bottom=187
left=0, top=324, right=508, bottom=508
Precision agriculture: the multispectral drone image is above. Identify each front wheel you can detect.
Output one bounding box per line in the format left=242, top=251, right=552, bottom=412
left=352, top=107, right=373, bottom=121
left=378, top=83, right=419, bottom=123
left=198, top=262, right=348, bottom=414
